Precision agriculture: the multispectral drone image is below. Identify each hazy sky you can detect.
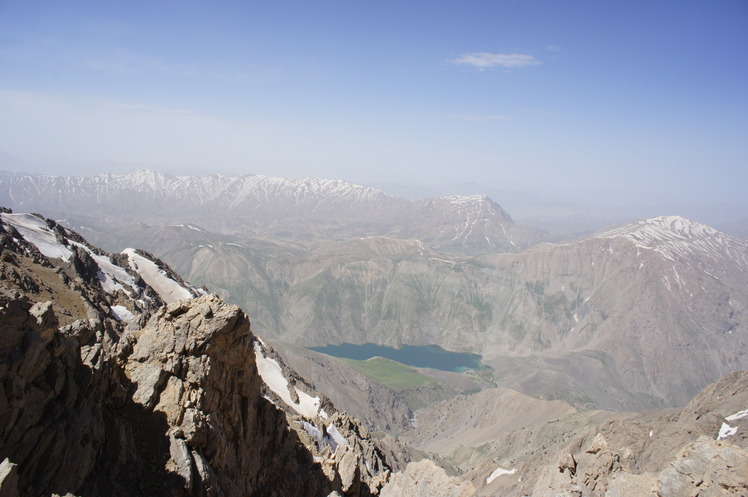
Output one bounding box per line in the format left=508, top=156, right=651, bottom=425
left=1, top=0, right=746, bottom=207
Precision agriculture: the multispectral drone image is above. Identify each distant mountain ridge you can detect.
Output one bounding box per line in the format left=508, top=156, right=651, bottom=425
left=0, top=169, right=544, bottom=253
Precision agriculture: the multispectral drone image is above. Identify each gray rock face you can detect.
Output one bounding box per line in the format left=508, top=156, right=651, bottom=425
left=0, top=291, right=109, bottom=496
left=476, top=371, right=748, bottom=497
left=656, top=437, right=748, bottom=497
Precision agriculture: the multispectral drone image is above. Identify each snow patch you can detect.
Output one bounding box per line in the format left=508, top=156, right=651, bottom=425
left=171, top=224, right=205, bottom=232
left=726, top=409, right=748, bottom=422
left=111, top=305, right=135, bottom=322
left=327, top=424, right=348, bottom=449
left=486, top=467, right=516, bottom=484
left=717, top=423, right=738, bottom=440
left=123, top=248, right=194, bottom=304
left=253, top=341, right=321, bottom=419
left=1, top=213, right=72, bottom=260
left=297, top=421, right=347, bottom=453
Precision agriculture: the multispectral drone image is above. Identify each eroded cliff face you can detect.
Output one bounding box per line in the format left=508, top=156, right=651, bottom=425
left=0, top=211, right=397, bottom=496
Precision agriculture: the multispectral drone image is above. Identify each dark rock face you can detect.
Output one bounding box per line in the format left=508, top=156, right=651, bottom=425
left=116, top=295, right=342, bottom=497
left=0, top=293, right=108, bottom=496
left=69, top=245, right=101, bottom=286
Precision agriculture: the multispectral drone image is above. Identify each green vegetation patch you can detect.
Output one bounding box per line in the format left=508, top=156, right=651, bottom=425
left=340, top=357, right=437, bottom=391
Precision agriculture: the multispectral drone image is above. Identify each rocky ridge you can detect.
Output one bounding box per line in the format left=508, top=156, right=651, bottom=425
left=0, top=209, right=404, bottom=496
left=478, top=371, right=748, bottom=497
left=0, top=169, right=544, bottom=254
left=380, top=372, right=748, bottom=497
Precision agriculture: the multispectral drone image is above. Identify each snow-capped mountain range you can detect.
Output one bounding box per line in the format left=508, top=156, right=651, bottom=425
left=0, top=169, right=543, bottom=253
left=1, top=168, right=391, bottom=206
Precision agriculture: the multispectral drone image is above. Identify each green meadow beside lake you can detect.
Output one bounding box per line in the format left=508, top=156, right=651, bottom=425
left=340, top=357, right=437, bottom=391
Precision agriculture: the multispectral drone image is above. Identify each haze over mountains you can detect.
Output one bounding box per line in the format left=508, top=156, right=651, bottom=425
left=0, top=169, right=544, bottom=253
left=1, top=168, right=746, bottom=414
left=1, top=168, right=747, bottom=494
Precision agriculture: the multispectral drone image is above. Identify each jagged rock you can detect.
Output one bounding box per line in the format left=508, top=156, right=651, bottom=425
left=0, top=286, right=394, bottom=496
left=655, top=437, right=748, bottom=497
left=70, top=245, right=99, bottom=285
left=0, top=292, right=107, bottom=496
left=0, top=213, right=401, bottom=496
left=380, top=459, right=475, bottom=497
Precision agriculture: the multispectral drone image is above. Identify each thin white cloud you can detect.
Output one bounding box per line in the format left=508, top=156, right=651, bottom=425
left=86, top=50, right=277, bottom=82
left=452, top=52, right=540, bottom=70
left=453, top=114, right=508, bottom=121
left=545, top=45, right=562, bottom=52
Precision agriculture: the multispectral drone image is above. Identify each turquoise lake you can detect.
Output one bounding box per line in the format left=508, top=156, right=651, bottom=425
left=309, top=343, right=484, bottom=373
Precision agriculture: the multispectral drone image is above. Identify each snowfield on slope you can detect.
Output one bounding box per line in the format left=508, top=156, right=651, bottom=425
left=1, top=213, right=73, bottom=260
left=2, top=213, right=142, bottom=297
left=486, top=467, right=516, bottom=484
left=253, top=341, right=324, bottom=419
left=123, top=248, right=199, bottom=304
left=596, top=215, right=748, bottom=266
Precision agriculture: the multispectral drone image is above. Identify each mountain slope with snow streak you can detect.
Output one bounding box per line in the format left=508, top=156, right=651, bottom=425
left=596, top=215, right=748, bottom=267
left=0, top=169, right=543, bottom=254
left=0, top=211, right=203, bottom=306
left=400, top=194, right=543, bottom=253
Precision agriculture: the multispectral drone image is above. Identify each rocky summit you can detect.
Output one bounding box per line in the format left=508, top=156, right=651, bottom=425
left=0, top=209, right=404, bottom=496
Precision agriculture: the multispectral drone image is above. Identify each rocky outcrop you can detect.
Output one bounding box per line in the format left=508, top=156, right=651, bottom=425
left=379, top=459, right=474, bottom=497
left=654, top=436, right=748, bottom=497
left=0, top=289, right=394, bottom=496
left=481, top=371, right=748, bottom=497
left=118, top=294, right=396, bottom=496
left=0, top=211, right=398, bottom=496
left=528, top=433, right=748, bottom=497
left=0, top=290, right=111, bottom=496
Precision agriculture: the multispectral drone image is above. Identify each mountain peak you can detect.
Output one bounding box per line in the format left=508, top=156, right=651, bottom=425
left=598, top=215, right=719, bottom=243
left=596, top=215, right=747, bottom=265
left=442, top=193, right=490, bottom=204
left=438, top=193, right=512, bottom=221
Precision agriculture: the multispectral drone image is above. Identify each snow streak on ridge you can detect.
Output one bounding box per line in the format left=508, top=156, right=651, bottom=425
left=596, top=215, right=748, bottom=267
left=0, top=169, right=392, bottom=208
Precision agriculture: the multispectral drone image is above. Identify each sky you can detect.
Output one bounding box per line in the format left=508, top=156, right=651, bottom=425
left=0, top=0, right=747, bottom=211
